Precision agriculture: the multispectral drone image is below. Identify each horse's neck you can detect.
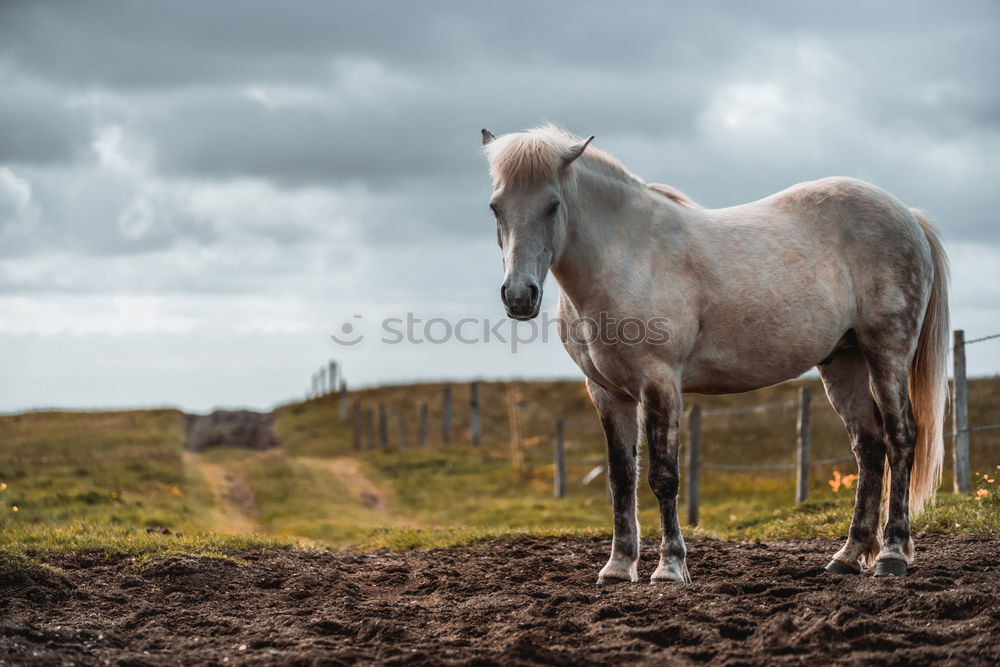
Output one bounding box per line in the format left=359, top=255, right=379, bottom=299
left=551, top=163, right=691, bottom=313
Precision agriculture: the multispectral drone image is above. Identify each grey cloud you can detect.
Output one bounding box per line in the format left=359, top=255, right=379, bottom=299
left=0, top=164, right=215, bottom=258
left=5, top=1, right=997, bottom=198
left=0, top=238, right=357, bottom=297
left=0, top=1, right=752, bottom=87
left=144, top=87, right=466, bottom=187
left=0, top=70, right=91, bottom=165
left=1, top=1, right=998, bottom=270
left=141, top=66, right=703, bottom=188
left=5, top=1, right=993, bottom=88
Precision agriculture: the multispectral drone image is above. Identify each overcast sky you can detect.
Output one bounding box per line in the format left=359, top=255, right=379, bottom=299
left=1, top=1, right=998, bottom=413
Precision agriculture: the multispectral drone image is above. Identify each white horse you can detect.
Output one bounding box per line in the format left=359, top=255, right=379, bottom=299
left=481, top=125, right=949, bottom=582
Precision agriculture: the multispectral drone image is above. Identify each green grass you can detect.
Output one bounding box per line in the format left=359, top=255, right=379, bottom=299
left=0, top=521, right=295, bottom=558
left=2, top=377, right=998, bottom=558
left=315, top=445, right=1000, bottom=550
left=0, top=410, right=298, bottom=558
left=229, top=449, right=408, bottom=544
left=1, top=410, right=215, bottom=533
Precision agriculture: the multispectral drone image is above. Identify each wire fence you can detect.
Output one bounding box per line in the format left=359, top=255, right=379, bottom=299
left=945, top=423, right=1000, bottom=438
left=327, top=328, right=999, bottom=505
left=702, top=454, right=857, bottom=472
left=701, top=399, right=800, bottom=417
left=962, top=332, right=1000, bottom=346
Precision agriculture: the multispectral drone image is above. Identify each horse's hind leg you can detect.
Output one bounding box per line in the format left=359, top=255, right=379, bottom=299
left=862, top=345, right=919, bottom=576
left=819, top=350, right=885, bottom=573
left=588, top=380, right=640, bottom=585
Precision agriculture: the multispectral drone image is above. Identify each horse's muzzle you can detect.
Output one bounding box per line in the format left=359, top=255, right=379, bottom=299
left=501, top=280, right=541, bottom=320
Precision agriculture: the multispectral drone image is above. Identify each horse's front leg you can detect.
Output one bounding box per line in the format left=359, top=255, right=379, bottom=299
left=642, top=374, right=691, bottom=583
left=588, top=380, right=640, bottom=585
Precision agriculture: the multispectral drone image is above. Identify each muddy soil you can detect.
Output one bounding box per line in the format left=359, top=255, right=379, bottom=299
left=2, top=534, right=998, bottom=665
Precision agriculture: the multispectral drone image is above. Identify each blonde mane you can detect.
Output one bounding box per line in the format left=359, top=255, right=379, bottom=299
left=484, top=125, right=698, bottom=207
left=484, top=124, right=637, bottom=187
left=648, top=183, right=700, bottom=207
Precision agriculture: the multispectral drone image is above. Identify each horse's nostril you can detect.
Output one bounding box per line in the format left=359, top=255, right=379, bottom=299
left=529, top=284, right=540, bottom=306
left=500, top=284, right=508, bottom=304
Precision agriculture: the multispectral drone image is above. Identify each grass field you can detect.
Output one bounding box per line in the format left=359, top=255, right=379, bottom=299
left=1, top=378, right=998, bottom=559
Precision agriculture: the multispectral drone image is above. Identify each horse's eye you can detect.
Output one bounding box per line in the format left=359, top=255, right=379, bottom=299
left=546, top=201, right=560, bottom=217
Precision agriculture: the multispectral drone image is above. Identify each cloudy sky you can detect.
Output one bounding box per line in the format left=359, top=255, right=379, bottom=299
left=1, top=1, right=998, bottom=413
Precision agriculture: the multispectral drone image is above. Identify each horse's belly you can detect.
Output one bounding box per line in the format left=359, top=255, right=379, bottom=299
left=682, top=362, right=811, bottom=395
left=681, top=334, right=836, bottom=395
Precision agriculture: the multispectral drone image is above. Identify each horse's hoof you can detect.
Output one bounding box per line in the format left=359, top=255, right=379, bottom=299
left=825, top=559, right=861, bottom=575
left=650, top=563, right=691, bottom=584
left=874, top=559, right=908, bottom=577
left=597, top=559, right=638, bottom=586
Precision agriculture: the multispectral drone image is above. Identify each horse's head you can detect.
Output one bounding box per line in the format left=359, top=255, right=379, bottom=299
left=481, top=126, right=593, bottom=320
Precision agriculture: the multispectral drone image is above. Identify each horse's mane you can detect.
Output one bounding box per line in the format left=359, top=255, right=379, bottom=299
left=648, top=183, right=700, bottom=208
left=484, top=125, right=699, bottom=207
left=484, top=124, right=633, bottom=187
left=483, top=125, right=562, bottom=186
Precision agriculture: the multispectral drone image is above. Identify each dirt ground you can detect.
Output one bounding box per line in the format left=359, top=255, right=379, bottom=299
left=2, top=534, right=998, bottom=665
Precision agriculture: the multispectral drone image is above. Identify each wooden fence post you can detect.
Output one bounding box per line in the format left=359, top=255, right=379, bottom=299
left=398, top=412, right=409, bottom=449
left=319, top=366, right=327, bottom=395
left=686, top=404, right=701, bottom=527
left=796, top=386, right=812, bottom=504
left=952, top=329, right=970, bottom=494
left=328, top=361, right=338, bottom=395
left=470, top=382, right=481, bottom=446
left=442, top=385, right=452, bottom=444
left=507, top=383, right=523, bottom=476
left=339, top=380, right=348, bottom=421
left=378, top=403, right=389, bottom=449
left=555, top=419, right=566, bottom=498
left=351, top=400, right=361, bottom=451
left=365, top=409, right=374, bottom=450
left=419, top=402, right=429, bottom=447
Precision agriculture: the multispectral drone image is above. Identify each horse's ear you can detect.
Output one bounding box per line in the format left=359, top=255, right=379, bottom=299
left=563, top=135, right=594, bottom=166
left=481, top=129, right=496, bottom=145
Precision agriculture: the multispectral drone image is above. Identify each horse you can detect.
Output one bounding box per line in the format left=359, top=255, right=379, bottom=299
left=480, top=125, right=949, bottom=583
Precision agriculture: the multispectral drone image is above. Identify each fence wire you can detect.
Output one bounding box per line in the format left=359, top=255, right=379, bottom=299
left=486, top=387, right=845, bottom=473
left=702, top=454, right=855, bottom=472
left=963, top=332, right=1000, bottom=346
left=702, top=399, right=799, bottom=417
left=946, top=423, right=1000, bottom=438
left=341, top=328, right=1000, bottom=480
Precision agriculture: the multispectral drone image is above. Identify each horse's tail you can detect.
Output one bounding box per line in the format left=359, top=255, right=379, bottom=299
left=907, top=209, right=950, bottom=515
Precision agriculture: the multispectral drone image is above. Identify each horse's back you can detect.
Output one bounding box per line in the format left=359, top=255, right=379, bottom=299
left=725, top=176, right=934, bottom=304
left=764, top=176, right=926, bottom=246
left=769, top=176, right=933, bottom=299
left=679, top=176, right=934, bottom=393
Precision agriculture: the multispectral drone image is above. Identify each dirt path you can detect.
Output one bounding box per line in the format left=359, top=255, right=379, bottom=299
left=299, top=456, right=387, bottom=511
left=183, top=452, right=260, bottom=534
left=3, top=534, right=998, bottom=665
